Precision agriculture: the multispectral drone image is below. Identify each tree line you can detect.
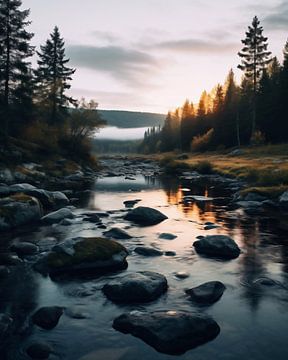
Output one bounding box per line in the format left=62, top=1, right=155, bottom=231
left=0, top=0, right=104, bottom=161
left=140, top=16, right=288, bottom=153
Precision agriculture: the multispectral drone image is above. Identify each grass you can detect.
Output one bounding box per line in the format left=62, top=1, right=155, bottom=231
left=156, top=144, right=288, bottom=195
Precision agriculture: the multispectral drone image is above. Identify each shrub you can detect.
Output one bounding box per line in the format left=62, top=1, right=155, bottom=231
left=193, top=160, right=214, bottom=174
left=191, top=129, right=214, bottom=152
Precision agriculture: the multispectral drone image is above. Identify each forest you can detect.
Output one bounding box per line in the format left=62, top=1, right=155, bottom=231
left=0, top=0, right=104, bottom=164
left=140, top=17, right=288, bottom=154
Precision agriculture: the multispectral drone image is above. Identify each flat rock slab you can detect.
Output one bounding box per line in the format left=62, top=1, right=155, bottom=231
left=113, top=310, right=220, bottom=355
left=185, top=281, right=226, bottom=304
left=32, top=306, right=64, bottom=330
left=103, top=271, right=168, bottom=303
left=193, top=235, right=240, bottom=259
left=124, top=206, right=167, bottom=226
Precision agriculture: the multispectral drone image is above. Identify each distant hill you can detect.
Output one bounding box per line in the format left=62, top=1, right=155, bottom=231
left=98, top=109, right=166, bottom=129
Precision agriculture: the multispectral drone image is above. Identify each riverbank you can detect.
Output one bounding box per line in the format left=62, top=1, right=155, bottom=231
left=153, top=144, right=288, bottom=197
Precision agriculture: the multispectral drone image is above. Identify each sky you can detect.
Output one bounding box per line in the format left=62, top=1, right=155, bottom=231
left=25, top=0, right=288, bottom=114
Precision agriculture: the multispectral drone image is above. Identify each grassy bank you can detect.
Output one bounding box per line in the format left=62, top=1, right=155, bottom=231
left=158, top=144, right=288, bottom=198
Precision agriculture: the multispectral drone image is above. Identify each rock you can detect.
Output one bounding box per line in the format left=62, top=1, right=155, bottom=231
left=236, top=200, right=263, bottom=209
left=0, top=313, right=13, bottom=341
left=10, top=242, right=39, bottom=256
left=0, top=253, right=22, bottom=266
left=113, top=310, right=220, bottom=355
left=26, top=342, right=53, bottom=359
left=124, top=206, right=167, bottom=226
left=177, top=154, right=189, bottom=160
left=183, top=195, right=213, bottom=203
left=32, top=306, right=64, bottom=330
left=123, top=199, right=141, bottom=208
left=104, top=228, right=132, bottom=240
left=134, top=246, right=163, bottom=257
left=0, top=169, right=14, bottom=183
left=193, top=235, right=240, bottom=259
left=243, top=192, right=267, bottom=202
left=35, top=237, right=128, bottom=275
left=9, top=183, right=36, bottom=192
left=0, top=194, right=42, bottom=232
left=228, top=149, right=244, bottom=156
left=82, top=212, right=101, bottom=223
left=0, top=184, right=11, bottom=197
left=159, top=233, right=177, bottom=240
left=175, top=271, right=189, bottom=279
left=185, top=281, right=226, bottom=304
left=65, top=307, right=89, bottom=319
left=0, top=266, right=10, bottom=278
left=41, top=208, right=75, bottom=224
left=103, top=271, right=168, bottom=303
left=164, top=251, right=176, bottom=256
left=50, top=191, right=70, bottom=209
left=279, top=191, right=288, bottom=209
left=204, top=224, right=220, bottom=230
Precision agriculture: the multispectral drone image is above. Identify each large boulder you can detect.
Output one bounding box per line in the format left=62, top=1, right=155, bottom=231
left=103, top=271, right=168, bottom=303
left=193, top=235, right=240, bottom=259
left=124, top=206, right=167, bottom=226
left=34, top=237, right=128, bottom=275
left=185, top=281, right=226, bottom=304
left=32, top=306, right=64, bottom=330
left=113, top=310, right=220, bottom=355
left=0, top=194, right=42, bottom=232
left=41, top=208, right=74, bottom=224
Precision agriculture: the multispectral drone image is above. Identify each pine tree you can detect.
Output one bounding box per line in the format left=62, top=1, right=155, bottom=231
left=279, top=39, right=288, bottom=142
left=238, top=16, right=271, bottom=137
left=0, top=0, right=34, bottom=136
left=35, top=26, right=76, bottom=124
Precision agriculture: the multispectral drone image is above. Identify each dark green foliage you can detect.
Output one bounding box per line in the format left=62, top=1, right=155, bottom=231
left=35, top=26, right=76, bottom=125
left=0, top=0, right=34, bottom=136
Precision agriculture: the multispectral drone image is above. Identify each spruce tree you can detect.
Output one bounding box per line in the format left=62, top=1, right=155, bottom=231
left=238, top=16, right=271, bottom=137
left=0, top=0, right=34, bottom=136
left=279, top=39, right=288, bottom=142
left=35, top=26, right=76, bottom=124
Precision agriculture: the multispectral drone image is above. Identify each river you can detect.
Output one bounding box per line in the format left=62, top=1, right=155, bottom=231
left=1, top=159, right=288, bottom=360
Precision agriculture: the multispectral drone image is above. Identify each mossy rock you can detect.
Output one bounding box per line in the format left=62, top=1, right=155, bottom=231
left=9, top=193, right=34, bottom=203
left=41, top=237, right=129, bottom=275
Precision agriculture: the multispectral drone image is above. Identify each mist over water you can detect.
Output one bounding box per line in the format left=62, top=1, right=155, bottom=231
left=95, top=126, right=149, bottom=140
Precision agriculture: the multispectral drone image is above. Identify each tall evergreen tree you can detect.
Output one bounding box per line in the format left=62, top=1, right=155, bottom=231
left=0, top=0, right=34, bottom=136
left=35, top=26, right=75, bottom=124
left=279, top=39, right=288, bottom=142
left=238, top=16, right=271, bottom=137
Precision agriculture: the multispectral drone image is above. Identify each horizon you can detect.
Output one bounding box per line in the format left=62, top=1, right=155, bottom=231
left=25, top=0, right=287, bottom=113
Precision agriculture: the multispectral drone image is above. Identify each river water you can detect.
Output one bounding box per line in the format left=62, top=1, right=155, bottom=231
left=1, top=168, right=288, bottom=360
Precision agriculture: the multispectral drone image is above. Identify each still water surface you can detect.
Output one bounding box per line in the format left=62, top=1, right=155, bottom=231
left=2, top=174, right=288, bottom=360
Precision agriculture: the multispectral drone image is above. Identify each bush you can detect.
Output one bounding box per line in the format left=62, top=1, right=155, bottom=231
left=250, top=130, right=266, bottom=146
left=191, top=129, right=214, bottom=152
left=191, top=160, right=214, bottom=174
left=22, top=122, right=59, bottom=153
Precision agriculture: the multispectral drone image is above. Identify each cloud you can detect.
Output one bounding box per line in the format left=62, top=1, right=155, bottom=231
left=91, top=31, right=119, bottom=43
left=67, top=45, right=160, bottom=87
left=264, top=1, right=288, bottom=30
left=150, top=38, right=238, bottom=54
